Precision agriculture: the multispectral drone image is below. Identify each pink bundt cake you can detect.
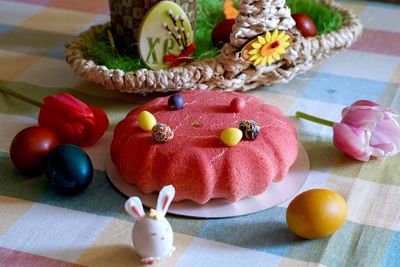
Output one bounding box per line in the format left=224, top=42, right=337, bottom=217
left=111, top=91, right=298, bottom=204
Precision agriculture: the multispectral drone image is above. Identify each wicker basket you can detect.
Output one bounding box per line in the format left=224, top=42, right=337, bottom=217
left=65, top=0, right=362, bottom=94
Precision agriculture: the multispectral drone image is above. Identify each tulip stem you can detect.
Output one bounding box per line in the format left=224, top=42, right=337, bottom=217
left=295, top=111, right=334, bottom=127
left=0, top=85, right=42, bottom=108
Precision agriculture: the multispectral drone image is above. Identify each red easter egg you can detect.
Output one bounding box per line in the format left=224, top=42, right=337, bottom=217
left=212, top=19, right=235, bottom=47
left=10, top=126, right=60, bottom=174
left=230, top=97, right=246, bottom=113
left=292, top=13, right=317, bottom=37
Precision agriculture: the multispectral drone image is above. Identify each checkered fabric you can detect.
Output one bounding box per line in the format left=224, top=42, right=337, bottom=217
left=0, top=0, right=400, bottom=266
left=109, top=0, right=197, bottom=50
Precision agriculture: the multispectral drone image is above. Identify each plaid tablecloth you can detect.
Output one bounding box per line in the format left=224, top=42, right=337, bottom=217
left=0, top=0, right=399, bottom=266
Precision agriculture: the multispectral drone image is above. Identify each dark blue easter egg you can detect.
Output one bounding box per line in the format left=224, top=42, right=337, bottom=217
left=45, top=144, right=93, bottom=194
left=168, top=94, right=185, bottom=110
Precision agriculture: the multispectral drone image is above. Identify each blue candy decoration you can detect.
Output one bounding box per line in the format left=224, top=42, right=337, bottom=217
left=239, top=120, right=261, bottom=140
left=45, top=144, right=93, bottom=194
left=168, top=94, right=185, bottom=110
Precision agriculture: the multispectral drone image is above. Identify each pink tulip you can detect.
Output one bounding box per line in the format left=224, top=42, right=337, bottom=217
left=296, top=100, right=400, bottom=161
left=333, top=100, right=400, bottom=161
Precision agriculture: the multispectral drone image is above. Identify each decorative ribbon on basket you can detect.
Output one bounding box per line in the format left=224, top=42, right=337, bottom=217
left=164, top=43, right=196, bottom=68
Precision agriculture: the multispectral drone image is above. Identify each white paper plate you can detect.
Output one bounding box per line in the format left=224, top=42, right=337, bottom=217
left=106, top=142, right=309, bottom=218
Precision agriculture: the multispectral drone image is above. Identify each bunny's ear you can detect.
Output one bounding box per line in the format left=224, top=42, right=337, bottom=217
left=156, top=185, right=175, bottom=215
left=125, top=197, right=145, bottom=220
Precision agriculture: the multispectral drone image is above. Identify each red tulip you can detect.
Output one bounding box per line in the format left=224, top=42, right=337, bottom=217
left=38, top=93, right=109, bottom=146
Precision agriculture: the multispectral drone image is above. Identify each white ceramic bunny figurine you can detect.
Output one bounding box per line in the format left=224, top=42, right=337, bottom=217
left=125, top=185, right=176, bottom=265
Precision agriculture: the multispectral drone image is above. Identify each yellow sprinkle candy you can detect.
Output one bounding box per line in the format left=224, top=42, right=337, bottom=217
left=138, top=111, right=157, bottom=131
left=220, top=128, right=243, bottom=147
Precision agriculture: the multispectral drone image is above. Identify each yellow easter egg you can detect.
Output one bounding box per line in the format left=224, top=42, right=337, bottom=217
left=220, top=128, right=243, bottom=147
left=286, top=189, right=348, bottom=239
left=138, top=111, right=157, bottom=131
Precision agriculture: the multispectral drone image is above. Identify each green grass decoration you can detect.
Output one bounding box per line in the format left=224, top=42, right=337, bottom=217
left=192, top=0, right=240, bottom=59
left=81, top=0, right=344, bottom=72
left=81, top=30, right=144, bottom=71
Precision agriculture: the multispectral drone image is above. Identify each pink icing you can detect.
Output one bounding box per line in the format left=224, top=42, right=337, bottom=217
left=111, top=91, right=298, bottom=204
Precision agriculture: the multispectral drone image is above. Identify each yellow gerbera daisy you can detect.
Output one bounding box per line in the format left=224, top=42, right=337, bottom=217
left=248, top=29, right=291, bottom=66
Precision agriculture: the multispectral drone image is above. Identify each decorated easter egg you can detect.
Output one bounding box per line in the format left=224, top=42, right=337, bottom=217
left=168, top=94, right=185, bottom=110
left=138, top=1, right=193, bottom=70
left=212, top=19, right=235, bottom=47
left=138, top=111, right=157, bottom=131
left=220, top=128, right=242, bottom=147
left=45, top=144, right=93, bottom=194
left=10, top=126, right=59, bottom=174
left=152, top=123, right=174, bottom=143
left=286, top=189, right=347, bottom=239
left=292, top=13, right=317, bottom=37
left=239, top=120, right=260, bottom=140
left=230, top=97, right=246, bottom=112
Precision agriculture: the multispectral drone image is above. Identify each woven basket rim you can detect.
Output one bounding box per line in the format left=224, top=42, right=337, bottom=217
left=65, top=0, right=362, bottom=94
